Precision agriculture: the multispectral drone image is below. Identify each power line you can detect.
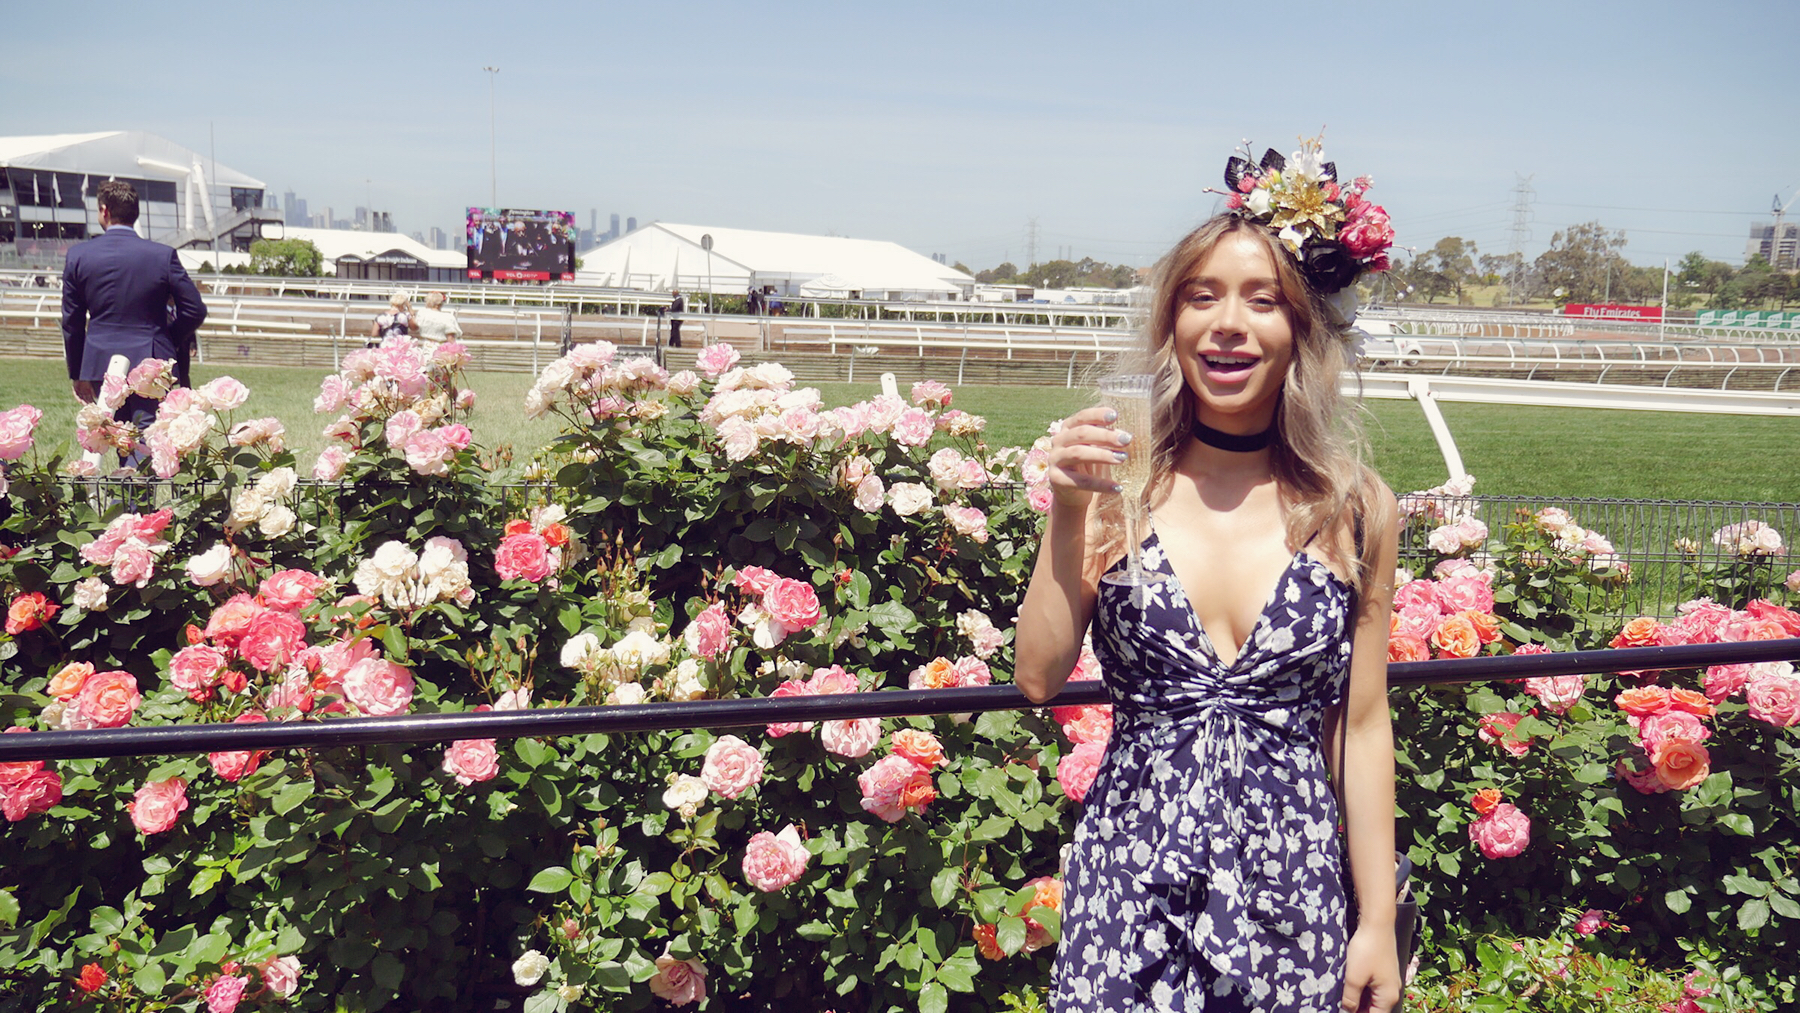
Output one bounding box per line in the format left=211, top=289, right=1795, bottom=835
left=1535, top=201, right=1767, bottom=216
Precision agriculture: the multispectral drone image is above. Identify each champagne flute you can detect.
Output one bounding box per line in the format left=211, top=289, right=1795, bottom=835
left=1097, top=374, right=1167, bottom=587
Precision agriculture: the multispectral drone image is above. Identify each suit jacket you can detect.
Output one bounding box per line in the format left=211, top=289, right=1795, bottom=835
left=61, top=226, right=207, bottom=385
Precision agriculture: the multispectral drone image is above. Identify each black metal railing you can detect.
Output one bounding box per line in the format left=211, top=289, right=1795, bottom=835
left=5, top=640, right=1797, bottom=763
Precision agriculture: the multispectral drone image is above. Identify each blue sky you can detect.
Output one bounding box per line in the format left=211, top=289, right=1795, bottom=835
left=9, top=0, right=1798, bottom=270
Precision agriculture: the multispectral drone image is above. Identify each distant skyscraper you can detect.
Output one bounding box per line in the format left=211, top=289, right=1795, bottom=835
left=610, top=213, right=620, bottom=238
left=282, top=190, right=298, bottom=226
left=293, top=197, right=308, bottom=227
left=354, top=206, right=369, bottom=228
left=626, top=217, right=637, bottom=233
left=429, top=226, right=447, bottom=250
left=590, top=209, right=597, bottom=233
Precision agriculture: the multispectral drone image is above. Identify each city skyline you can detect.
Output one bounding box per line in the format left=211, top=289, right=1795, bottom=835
left=8, top=0, right=1798, bottom=272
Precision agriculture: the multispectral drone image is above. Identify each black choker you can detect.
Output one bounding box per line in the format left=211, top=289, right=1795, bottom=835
left=1192, top=419, right=1273, bottom=452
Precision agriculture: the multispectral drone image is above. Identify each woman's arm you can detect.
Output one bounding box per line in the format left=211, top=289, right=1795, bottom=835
left=1013, top=406, right=1126, bottom=704
left=1339, top=483, right=1402, bottom=1013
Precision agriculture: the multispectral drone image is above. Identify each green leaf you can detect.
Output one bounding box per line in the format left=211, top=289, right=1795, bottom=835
left=1770, top=893, right=1800, bottom=919
left=1738, top=898, right=1769, bottom=932
left=1664, top=888, right=1692, bottom=914
left=996, top=915, right=1028, bottom=956
left=918, top=982, right=948, bottom=1013
left=527, top=866, right=575, bottom=893
left=0, top=889, right=16, bottom=928
left=373, top=952, right=405, bottom=990
left=929, top=866, right=960, bottom=908
left=272, top=780, right=313, bottom=816
left=89, top=906, right=125, bottom=936
left=935, top=951, right=979, bottom=993
left=380, top=623, right=409, bottom=660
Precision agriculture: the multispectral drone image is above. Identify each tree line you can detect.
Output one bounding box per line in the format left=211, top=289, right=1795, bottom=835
left=1377, top=223, right=1799, bottom=310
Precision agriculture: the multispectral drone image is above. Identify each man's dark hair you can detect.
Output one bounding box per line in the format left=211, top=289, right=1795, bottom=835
left=96, top=179, right=140, bottom=226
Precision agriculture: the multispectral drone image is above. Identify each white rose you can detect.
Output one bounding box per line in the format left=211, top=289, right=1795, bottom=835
left=852, top=475, right=885, bottom=513
left=538, top=360, right=576, bottom=393
left=609, top=681, right=647, bottom=706
left=370, top=541, right=419, bottom=582
left=225, top=488, right=266, bottom=532
left=167, top=409, right=214, bottom=454
left=662, top=773, right=708, bottom=815
left=185, top=544, right=233, bottom=586
left=669, top=659, right=706, bottom=701
left=557, top=985, right=582, bottom=1002
left=511, top=949, right=550, bottom=987
left=561, top=632, right=603, bottom=672
left=1246, top=188, right=1272, bottom=216
left=73, top=576, right=111, bottom=611
left=744, top=362, right=794, bottom=390
left=611, top=629, right=670, bottom=671
left=887, top=482, right=933, bottom=518
left=258, top=504, right=297, bottom=538
left=523, top=385, right=553, bottom=419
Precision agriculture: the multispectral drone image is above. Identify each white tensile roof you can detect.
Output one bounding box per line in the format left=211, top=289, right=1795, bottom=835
left=0, top=130, right=266, bottom=189
left=175, top=226, right=463, bottom=275
left=574, top=221, right=973, bottom=298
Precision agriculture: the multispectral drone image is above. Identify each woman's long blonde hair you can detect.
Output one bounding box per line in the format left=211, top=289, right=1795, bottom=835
left=1104, top=214, right=1382, bottom=590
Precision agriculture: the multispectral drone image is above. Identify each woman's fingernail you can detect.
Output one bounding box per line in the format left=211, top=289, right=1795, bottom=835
left=1112, top=451, right=1128, bottom=463
left=1116, top=431, right=1132, bottom=447
left=1111, top=483, right=1124, bottom=494
left=1102, top=409, right=1118, bottom=423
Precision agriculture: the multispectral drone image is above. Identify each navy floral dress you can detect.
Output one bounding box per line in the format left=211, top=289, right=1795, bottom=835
left=1053, top=528, right=1354, bottom=1013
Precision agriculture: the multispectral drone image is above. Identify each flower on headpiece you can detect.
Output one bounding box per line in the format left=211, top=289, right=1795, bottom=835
left=1211, top=133, right=1392, bottom=295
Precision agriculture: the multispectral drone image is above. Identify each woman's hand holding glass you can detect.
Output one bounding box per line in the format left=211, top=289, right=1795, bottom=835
left=1044, top=406, right=1132, bottom=510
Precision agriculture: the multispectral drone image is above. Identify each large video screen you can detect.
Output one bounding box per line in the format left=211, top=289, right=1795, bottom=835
left=465, top=208, right=577, bottom=281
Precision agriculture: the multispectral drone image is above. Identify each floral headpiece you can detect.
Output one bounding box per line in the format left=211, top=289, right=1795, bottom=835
left=1210, top=135, right=1394, bottom=297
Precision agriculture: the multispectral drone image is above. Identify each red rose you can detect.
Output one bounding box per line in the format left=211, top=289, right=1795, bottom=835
left=76, top=963, right=108, bottom=993
left=1, top=768, right=63, bottom=821
left=239, top=610, right=308, bottom=673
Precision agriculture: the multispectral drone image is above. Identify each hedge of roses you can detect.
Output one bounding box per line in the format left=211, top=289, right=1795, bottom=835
left=2, top=341, right=1798, bottom=1011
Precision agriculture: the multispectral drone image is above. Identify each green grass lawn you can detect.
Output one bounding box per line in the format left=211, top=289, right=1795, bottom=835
left=5, top=358, right=1796, bottom=501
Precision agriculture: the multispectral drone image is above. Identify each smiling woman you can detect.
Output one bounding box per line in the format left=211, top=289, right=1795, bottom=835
left=1013, top=135, right=1405, bottom=1013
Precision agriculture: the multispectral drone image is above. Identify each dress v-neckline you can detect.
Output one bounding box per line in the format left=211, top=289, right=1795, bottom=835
left=1143, top=527, right=1305, bottom=671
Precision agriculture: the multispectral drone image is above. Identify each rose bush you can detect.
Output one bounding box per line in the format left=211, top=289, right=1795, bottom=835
left=2, top=359, right=1797, bottom=1011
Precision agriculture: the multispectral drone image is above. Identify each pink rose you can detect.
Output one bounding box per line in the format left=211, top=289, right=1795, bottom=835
left=494, top=532, right=553, bottom=582
left=951, top=656, right=992, bottom=687
left=257, top=956, right=302, bottom=997
left=732, top=565, right=778, bottom=595
left=311, top=445, right=349, bottom=481
left=314, top=375, right=348, bottom=414
left=764, top=679, right=816, bottom=738
left=169, top=645, right=228, bottom=701
left=1635, top=710, right=1710, bottom=751
left=1746, top=672, right=1800, bottom=727
left=0, top=727, right=47, bottom=786
left=1704, top=663, right=1752, bottom=702
left=239, top=610, right=309, bottom=673
left=76, top=670, right=141, bottom=729
left=1436, top=576, right=1495, bottom=614
left=1574, top=909, right=1607, bottom=935
left=0, top=404, right=42, bottom=461
left=204, top=973, right=248, bottom=1013
left=890, top=729, right=947, bottom=768
left=205, top=594, right=262, bottom=650
left=1058, top=705, right=1114, bottom=746
left=762, top=578, right=821, bottom=636
left=208, top=712, right=270, bottom=782
left=443, top=738, right=500, bottom=785
left=683, top=603, right=732, bottom=661
left=1057, top=740, right=1106, bottom=803
left=1339, top=203, right=1395, bottom=259
left=695, top=342, right=741, bottom=378
left=858, top=754, right=935, bottom=823
left=259, top=569, right=328, bottom=613
left=343, top=658, right=415, bottom=716
left=943, top=505, right=990, bottom=543
left=741, top=824, right=811, bottom=892
left=809, top=665, right=859, bottom=695
left=700, top=735, right=764, bottom=798
left=1469, top=802, right=1531, bottom=858
left=198, top=376, right=249, bottom=411
left=1520, top=673, right=1584, bottom=714
left=820, top=717, right=881, bottom=758
left=403, top=428, right=453, bottom=476
left=1027, top=483, right=1054, bottom=513
left=2, top=767, right=63, bottom=822
left=891, top=408, right=935, bottom=447
left=648, top=955, right=707, bottom=1006
left=1393, top=601, right=1442, bottom=641
left=1478, top=712, right=1531, bottom=757
left=436, top=424, right=473, bottom=450
left=129, top=777, right=189, bottom=835
left=911, top=380, right=952, bottom=409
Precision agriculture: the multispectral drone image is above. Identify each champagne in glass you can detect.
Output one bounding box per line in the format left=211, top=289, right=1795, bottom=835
left=1097, top=374, right=1167, bottom=587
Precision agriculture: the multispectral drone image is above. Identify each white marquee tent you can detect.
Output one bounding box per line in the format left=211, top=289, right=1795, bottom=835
left=574, top=222, right=974, bottom=300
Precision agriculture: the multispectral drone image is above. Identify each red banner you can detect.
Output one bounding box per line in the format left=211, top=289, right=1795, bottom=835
left=1562, top=303, right=1662, bottom=321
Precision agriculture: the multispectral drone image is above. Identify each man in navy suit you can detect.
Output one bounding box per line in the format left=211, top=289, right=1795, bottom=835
left=61, top=180, right=207, bottom=421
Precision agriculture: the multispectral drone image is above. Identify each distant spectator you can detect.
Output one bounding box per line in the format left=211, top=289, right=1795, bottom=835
left=369, top=291, right=411, bottom=346
left=668, top=289, right=685, bottom=348
left=413, top=290, right=462, bottom=346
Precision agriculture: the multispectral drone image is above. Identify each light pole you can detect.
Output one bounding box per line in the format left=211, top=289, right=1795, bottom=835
left=483, top=66, right=500, bottom=209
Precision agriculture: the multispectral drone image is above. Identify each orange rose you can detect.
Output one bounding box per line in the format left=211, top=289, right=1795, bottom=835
left=503, top=518, right=532, bottom=536
left=973, top=923, right=1005, bottom=960
left=76, top=963, right=108, bottom=993
left=890, top=729, right=946, bottom=768
left=1431, top=615, right=1480, bottom=659
left=915, top=657, right=956, bottom=690
left=1388, top=634, right=1429, bottom=664
left=1668, top=688, right=1716, bottom=717
left=1734, top=619, right=1788, bottom=642
left=897, top=770, right=937, bottom=810
left=1459, top=609, right=1502, bottom=645
left=1651, top=740, right=1710, bottom=791
left=1615, top=686, right=1672, bottom=717
left=1471, top=788, right=1502, bottom=816
left=542, top=523, right=571, bottom=548
left=5, top=592, right=58, bottom=635
left=1025, top=875, right=1063, bottom=914
left=1388, top=613, right=1404, bottom=636
left=47, top=662, right=96, bottom=700
left=1611, top=616, right=1662, bottom=649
